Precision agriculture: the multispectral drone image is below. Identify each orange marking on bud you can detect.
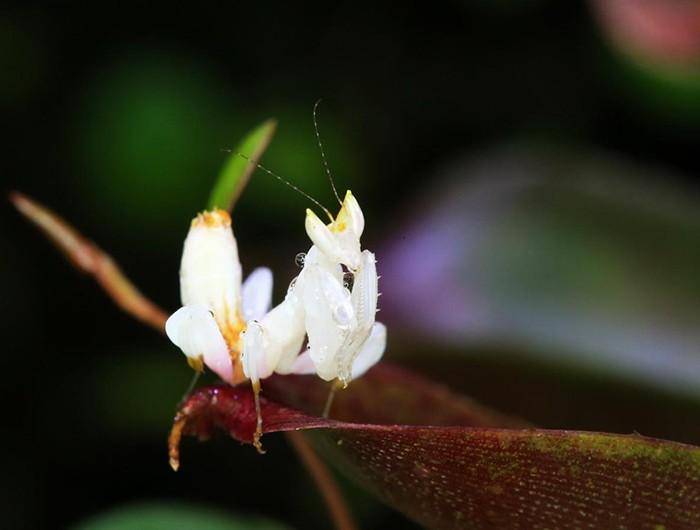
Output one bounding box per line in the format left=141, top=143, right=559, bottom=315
left=191, top=209, right=232, bottom=229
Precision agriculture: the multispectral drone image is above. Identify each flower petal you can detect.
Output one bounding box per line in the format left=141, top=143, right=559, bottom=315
left=241, top=267, right=273, bottom=322
left=165, top=304, right=233, bottom=383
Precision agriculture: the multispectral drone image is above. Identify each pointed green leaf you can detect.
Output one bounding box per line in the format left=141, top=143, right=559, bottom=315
left=207, top=119, right=277, bottom=212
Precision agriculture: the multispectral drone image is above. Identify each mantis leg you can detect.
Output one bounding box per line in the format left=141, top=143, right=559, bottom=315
left=241, top=321, right=266, bottom=453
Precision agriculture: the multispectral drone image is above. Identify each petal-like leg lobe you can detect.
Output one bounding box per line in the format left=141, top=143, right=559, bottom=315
left=241, top=267, right=273, bottom=322
left=351, top=322, right=386, bottom=379
left=166, top=304, right=233, bottom=383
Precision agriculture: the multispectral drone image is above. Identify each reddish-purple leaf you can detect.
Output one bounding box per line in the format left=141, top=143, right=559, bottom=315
left=171, top=364, right=700, bottom=529
left=264, top=363, right=528, bottom=428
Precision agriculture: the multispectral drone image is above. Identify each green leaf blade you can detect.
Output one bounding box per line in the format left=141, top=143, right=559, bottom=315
left=207, top=118, right=277, bottom=212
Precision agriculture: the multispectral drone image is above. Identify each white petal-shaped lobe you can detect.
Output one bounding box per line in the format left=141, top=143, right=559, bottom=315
left=289, top=349, right=316, bottom=375
left=165, top=304, right=233, bottom=383
left=241, top=321, right=265, bottom=384
left=242, top=267, right=273, bottom=322
left=255, top=293, right=306, bottom=375
left=351, top=322, right=386, bottom=379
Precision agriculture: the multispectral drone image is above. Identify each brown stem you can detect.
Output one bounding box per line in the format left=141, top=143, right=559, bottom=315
left=285, top=431, right=358, bottom=530
left=9, top=191, right=168, bottom=333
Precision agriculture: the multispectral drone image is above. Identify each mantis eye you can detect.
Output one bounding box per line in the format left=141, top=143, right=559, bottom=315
left=343, top=271, right=354, bottom=291
left=295, top=252, right=306, bottom=268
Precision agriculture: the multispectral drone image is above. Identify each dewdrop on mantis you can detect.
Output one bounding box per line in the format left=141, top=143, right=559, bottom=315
left=165, top=103, right=386, bottom=451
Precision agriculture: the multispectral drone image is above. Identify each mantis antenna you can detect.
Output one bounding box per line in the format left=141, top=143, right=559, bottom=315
left=313, top=99, right=342, bottom=206
left=235, top=152, right=334, bottom=222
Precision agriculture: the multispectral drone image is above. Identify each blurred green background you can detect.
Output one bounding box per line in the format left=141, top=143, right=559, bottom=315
left=3, top=1, right=700, bottom=529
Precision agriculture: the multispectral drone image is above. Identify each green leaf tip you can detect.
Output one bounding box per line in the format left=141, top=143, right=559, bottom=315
left=207, top=118, right=277, bottom=212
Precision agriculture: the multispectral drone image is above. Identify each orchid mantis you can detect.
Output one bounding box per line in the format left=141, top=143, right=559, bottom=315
left=165, top=190, right=386, bottom=450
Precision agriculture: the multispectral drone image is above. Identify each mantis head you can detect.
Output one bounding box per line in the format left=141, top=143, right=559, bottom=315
left=304, top=190, right=365, bottom=271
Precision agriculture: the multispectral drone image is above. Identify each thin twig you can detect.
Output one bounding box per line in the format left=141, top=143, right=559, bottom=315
left=9, top=191, right=168, bottom=333
left=285, top=431, right=358, bottom=530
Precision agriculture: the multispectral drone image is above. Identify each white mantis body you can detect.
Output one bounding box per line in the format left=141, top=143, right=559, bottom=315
left=165, top=190, right=386, bottom=449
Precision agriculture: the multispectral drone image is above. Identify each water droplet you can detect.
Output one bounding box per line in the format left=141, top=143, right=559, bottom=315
left=333, top=304, right=352, bottom=326
left=294, top=252, right=306, bottom=268
left=343, top=271, right=354, bottom=291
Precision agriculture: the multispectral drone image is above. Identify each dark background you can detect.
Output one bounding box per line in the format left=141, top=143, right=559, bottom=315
left=4, top=2, right=700, bottom=529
